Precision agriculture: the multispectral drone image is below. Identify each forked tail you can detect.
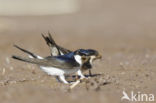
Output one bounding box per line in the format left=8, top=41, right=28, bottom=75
left=12, top=55, right=45, bottom=66
left=13, top=45, right=43, bottom=59
left=12, top=55, right=36, bottom=64
left=14, top=45, right=38, bottom=58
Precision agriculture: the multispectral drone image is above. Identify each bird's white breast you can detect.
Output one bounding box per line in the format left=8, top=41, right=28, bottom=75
left=40, top=66, right=79, bottom=76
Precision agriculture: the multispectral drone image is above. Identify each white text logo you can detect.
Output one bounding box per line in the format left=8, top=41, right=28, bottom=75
left=121, top=91, right=155, bottom=102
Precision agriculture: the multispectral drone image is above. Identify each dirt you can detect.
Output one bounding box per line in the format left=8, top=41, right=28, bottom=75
left=0, top=0, right=156, bottom=103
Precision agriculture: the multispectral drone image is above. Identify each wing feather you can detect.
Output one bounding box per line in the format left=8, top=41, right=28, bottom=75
left=12, top=55, right=79, bottom=70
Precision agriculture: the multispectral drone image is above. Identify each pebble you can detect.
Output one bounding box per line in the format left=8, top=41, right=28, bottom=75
left=2, top=68, right=6, bottom=75
left=10, top=66, right=14, bottom=70
left=5, top=57, right=10, bottom=64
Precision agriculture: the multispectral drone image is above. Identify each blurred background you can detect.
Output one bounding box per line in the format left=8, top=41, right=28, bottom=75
left=0, top=0, right=156, bottom=49
left=0, top=0, right=156, bottom=52
left=0, top=0, right=156, bottom=37
left=0, top=0, right=156, bottom=103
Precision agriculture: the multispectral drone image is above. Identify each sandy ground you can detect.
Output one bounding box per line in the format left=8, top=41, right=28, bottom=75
left=0, top=0, right=156, bottom=103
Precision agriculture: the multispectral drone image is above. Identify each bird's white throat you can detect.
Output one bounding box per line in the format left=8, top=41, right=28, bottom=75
left=90, top=56, right=96, bottom=65
left=74, top=55, right=82, bottom=66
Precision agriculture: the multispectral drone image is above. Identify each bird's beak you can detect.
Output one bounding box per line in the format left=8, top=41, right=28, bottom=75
left=96, top=54, right=102, bottom=59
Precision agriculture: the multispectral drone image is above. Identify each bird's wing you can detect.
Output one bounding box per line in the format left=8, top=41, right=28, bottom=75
left=12, top=55, right=79, bottom=70
left=41, top=32, right=57, bottom=46
left=41, top=33, right=72, bottom=56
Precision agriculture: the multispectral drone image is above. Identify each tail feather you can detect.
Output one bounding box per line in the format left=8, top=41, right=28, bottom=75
left=14, top=45, right=37, bottom=58
left=12, top=55, right=59, bottom=68
left=12, top=55, right=44, bottom=65
left=12, top=55, right=36, bottom=64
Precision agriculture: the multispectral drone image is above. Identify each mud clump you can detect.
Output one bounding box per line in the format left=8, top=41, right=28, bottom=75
left=84, top=74, right=112, bottom=91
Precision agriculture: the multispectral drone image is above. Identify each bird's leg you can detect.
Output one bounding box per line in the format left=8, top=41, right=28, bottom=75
left=59, top=75, right=69, bottom=84
left=77, top=69, right=85, bottom=79
left=70, top=70, right=88, bottom=89
left=88, top=70, right=92, bottom=77
left=55, top=76, right=62, bottom=83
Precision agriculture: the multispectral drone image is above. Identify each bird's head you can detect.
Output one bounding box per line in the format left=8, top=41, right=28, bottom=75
left=73, top=49, right=102, bottom=66
left=85, top=49, right=102, bottom=64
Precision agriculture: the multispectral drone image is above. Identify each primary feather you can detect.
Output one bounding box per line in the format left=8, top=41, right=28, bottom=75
left=12, top=54, right=79, bottom=70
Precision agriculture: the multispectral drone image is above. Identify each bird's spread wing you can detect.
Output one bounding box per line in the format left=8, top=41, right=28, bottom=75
left=12, top=55, right=79, bottom=70
left=42, top=33, right=72, bottom=56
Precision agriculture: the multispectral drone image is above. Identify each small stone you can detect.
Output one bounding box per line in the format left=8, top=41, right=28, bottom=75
left=125, top=61, right=129, bottom=65
left=40, top=80, right=45, bottom=83
left=120, top=62, right=124, bottom=66
left=145, top=74, right=149, bottom=77
left=9, top=81, right=17, bottom=84
left=5, top=57, right=10, bottom=64
left=2, top=68, right=6, bottom=75
left=10, top=66, right=14, bottom=71
left=120, top=72, right=125, bottom=75
left=145, top=54, right=150, bottom=58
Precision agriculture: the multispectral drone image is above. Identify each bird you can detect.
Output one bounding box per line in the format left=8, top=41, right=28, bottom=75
left=41, top=33, right=102, bottom=76
left=12, top=45, right=93, bottom=84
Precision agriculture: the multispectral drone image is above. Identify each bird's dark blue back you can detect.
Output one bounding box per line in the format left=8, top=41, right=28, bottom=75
left=45, top=52, right=76, bottom=64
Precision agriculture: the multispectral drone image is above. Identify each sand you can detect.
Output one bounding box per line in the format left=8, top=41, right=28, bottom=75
left=0, top=0, right=156, bottom=103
